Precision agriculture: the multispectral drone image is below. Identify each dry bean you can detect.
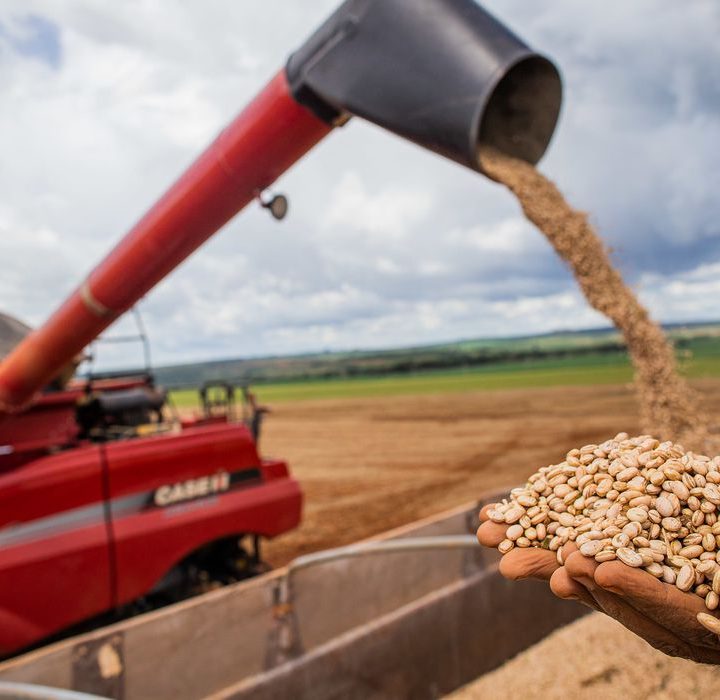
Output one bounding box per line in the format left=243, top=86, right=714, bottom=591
left=655, top=495, right=675, bottom=517
left=676, top=565, right=696, bottom=592
left=696, top=583, right=711, bottom=597
left=680, top=545, right=705, bottom=559
left=504, top=506, right=525, bottom=524
left=612, top=533, right=630, bottom=549
left=661, top=517, right=682, bottom=532
left=491, top=435, right=720, bottom=613
left=645, top=562, right=664, bottom=578
left=498, top=539, right=515, bottom=554
left=595, top=550, right=617, bottom=563
left=506, top=524, right=524, bottom=541
left=697, top=612, right=720, bottom=633
left=661, top=566, right=676, bottom=584
left=616, top=547, right=644, bottom=568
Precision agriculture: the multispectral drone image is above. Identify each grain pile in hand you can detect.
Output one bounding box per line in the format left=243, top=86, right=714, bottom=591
left=478, top=147, right=711, bottom=452
left=486, top=433, right=720, bottom=614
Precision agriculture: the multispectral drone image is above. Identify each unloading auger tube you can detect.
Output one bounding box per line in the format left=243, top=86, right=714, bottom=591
left=0, top=0, right=561, bottom=414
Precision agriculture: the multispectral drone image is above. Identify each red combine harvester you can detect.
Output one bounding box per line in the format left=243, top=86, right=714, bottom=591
left=0, top=0, right=561, bottom=659
left=0, top=346, right=302, bottom=657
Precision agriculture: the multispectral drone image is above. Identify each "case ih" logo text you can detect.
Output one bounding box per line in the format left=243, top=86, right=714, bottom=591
left=154, top=472, right=231, bottom=507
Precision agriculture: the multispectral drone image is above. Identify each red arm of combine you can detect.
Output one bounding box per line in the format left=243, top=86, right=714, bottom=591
left=0, top=72, right=331, bottom=413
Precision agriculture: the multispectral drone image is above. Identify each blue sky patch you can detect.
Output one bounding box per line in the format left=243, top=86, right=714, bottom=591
left=0, top=14, right=61, bottom=68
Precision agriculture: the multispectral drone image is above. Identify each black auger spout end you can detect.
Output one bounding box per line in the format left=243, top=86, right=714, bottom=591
left=287, top=0, right=562, bottom=175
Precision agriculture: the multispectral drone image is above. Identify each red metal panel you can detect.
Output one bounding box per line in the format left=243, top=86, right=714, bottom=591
left=103, top=424, right=301, bottom=604
left=0, top=425, right=301, bottom=654
left=0, top=447, right=111, bottom=655
left=112, top=477, right=301, bottom=605
left=103, top=422, right=261, bottom=498
left=0, top=72, right=332, bottom=412
left=0, top=444, right=105, bottom=528
left=0, top=525, right=111, bottom=654
left=0, top=388, right=85, bottom=468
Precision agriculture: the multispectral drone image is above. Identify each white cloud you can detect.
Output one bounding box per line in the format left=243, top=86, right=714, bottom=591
left=0, top=1, right=718, bottom=369
left=322, top=171, right=433, bottom=239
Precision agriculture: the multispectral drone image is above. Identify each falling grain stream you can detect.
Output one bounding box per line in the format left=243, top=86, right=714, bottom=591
left=479, top=148, right=714, bottom=453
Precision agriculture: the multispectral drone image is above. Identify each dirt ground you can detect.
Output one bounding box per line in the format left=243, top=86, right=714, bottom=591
left=263, top=377, right=720, bottom=566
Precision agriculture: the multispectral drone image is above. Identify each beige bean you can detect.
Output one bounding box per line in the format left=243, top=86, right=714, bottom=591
left=516, top=493, right=537, bottom=508
left=595, top=550, right=617, bottom=563
left=645, top=562, right=664, bottom=578
left=696, top=583, right=711, bottom=598
left=704, top=484, right=720, bottom=505
left=713, top=570, right=720, bottom=596
left=692, top=510, right=706, bottom=528
left=557, top=512, right=575, bottom=527
left=655, top=494, right=675, bottom=518
left=504, top=506, right=525, bottom=524
left=529, top=512, right=546, bottom=526
left=612, top=533, right=630, bottom=549
left=661, top=517, right=682, bottom=532
left=616, top=547, right=644, bottom=568
left=676, top=564, right=695, bottom=592
left=622, top=522, right=643, bottom=539
left=498, top=539, right=515, bottom=554
left=697, top=560, right=718, bottom=577
left=506, top=524, right=524, bottom=541
left=669, top=555, right=692, bottom=569
left=488, top=509, right=507, bottom=523
left=661, top=566, right=676, bottom=584
left=697, top=612, right=720, bottom=634
left=679, top=545, right=705, bottom=559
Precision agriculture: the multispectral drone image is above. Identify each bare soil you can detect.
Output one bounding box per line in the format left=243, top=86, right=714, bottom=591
left=263, top=379, right=720, bottom=566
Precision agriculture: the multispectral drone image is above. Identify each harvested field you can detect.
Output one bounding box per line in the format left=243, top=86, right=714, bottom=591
left=263, top=377, right=720, bottom=566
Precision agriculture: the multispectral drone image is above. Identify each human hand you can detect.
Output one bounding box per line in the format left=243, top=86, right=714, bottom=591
left=477, top=504, right=596, bottom=608
left=477, top=504, right=720, bottom=663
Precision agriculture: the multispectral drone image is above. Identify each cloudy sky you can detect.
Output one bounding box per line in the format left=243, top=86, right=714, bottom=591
left=0, top=1, right=718, bottom=369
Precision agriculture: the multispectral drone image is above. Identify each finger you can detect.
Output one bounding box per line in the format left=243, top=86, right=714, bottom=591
left=591, top=584, right=706, bottom=660
left=479, top=504, right=494, bottom=523
left=476, top=521, right=507, bottom=548
left=549, top=566, right=600, bottom=611
left=565, top=553, right=712, bottom=661
left=560, top=542, right=578, bottom=561
left=594, top=562, right=720, bottom=651
left=564, top=549, right=600, bottom=587
left=498, top=548, right=558, bottom=581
